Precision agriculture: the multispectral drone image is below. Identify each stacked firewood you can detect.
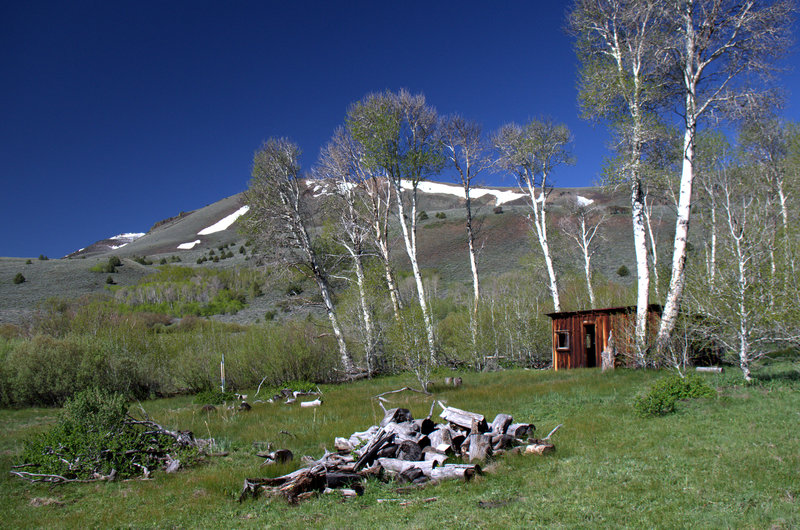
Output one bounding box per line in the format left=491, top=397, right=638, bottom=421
left=239, top=402, right=555, bottom=503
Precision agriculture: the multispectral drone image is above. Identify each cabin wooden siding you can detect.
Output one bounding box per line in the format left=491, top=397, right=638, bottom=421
left=547, top=305, right=661, bottom=371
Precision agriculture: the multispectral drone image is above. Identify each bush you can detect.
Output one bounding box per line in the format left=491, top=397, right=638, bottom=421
left=239, top=246, right=246, bottom=254
left=417, top=211, right=429, bottom=221
left=106, top=275, right=115, bottom=285
left=108, top=256, right=122, bottom=267
left=616, top=265, right=630, bottom=277
left=25, top=259, right=32, bottom=265
left=633, top=373, right=716, bottom=417
left=38, top=254, right=49, bottom=261
left=264, top=310, right=276, bottom=321
left=13, top=273, right=25, bottom=284
left=90, top=260, right=117, bottom=273
left=159, top=258, right=168, bottom=265
left=435, top=212, right=447, bottom=219
left=19, top=388, right=199, bottom=480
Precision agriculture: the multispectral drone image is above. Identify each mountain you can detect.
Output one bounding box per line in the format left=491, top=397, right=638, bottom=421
left=0, top=180, right=675, bottom=326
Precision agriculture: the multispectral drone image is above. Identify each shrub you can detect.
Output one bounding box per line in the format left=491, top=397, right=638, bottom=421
left=239, top=246, right=246, bottom=254
left=634, top=373, right=716, bottom=417
left=196, top=257, right=204, bottom=264
left=25, top=259, right=32, bottom=264
left=417, top=210, right=429, bottom=221
left=108, top=256, right=122, bottom=267
left=19, top=388, right=199, bottom=480
left=38, top=254, right=49, bottom=261
left=89, top=261, right=116, bottom=273
left=209, top=249, right=216, bottom=256
left=264, top=310, right=276, bottom=321
left=132, top=256, right=153, bottom=265
left=106, top=275, right=115, bottom=285
left=616, top=265, right=630, bottom=277
left=435, top=212, right=446, bottom=219
left=13, top=273, right=25, bottom=284
left=159, top=258, right=168, bottom=265
left=493, top=206, right=504, bottom=214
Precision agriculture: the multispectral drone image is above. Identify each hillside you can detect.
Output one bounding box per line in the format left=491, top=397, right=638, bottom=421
left=0, top=180, right=679, bottom=326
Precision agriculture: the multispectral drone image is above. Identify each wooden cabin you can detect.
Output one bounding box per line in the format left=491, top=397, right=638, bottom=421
left=546, top=305, right=662, bottom=370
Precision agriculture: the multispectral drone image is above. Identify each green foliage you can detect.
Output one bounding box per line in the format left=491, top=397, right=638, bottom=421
left=417, top=210, right=429, bottom=221
left=25, top=259, right=32, bottom=264
left=616, top=264, right=630, bottom=277
left=132, top=255, right=153, bottom=265
left=264, top=310, right=276, bottom=321
left=89, top=258, right=117, bottom=273
left=159, top=257, right=168, bottom=264
left=19, top=388, right=198, bottom=480
left=105, top=275, right=115, bottom=285
left=13, top=273, right=25, bottom=284
left=435, top=211, right=447, bottom=219
left=633, top=373, right=716, bottom=417
left=38, top=254, right=48, bottom=260
left=239, top=245, right=246, bottom=254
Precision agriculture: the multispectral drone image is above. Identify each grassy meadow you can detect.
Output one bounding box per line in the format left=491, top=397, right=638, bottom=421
left=2, top=362, right=798, bottom=528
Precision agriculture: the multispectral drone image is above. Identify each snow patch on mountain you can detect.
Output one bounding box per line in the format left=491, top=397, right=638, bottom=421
left=401, top=180, right=525, bottom=205
left=198, top=206, right=250, bottom=235
left=109, top=233, right=145, bottom=249
left=177, top=240, right=201, bottom=250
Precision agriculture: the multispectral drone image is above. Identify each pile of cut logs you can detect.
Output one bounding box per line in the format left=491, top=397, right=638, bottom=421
left=239, top=401, right=555, bottom=503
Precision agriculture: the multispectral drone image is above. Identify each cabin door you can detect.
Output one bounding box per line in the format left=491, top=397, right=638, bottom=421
left=583, top=323, right=596, bottom=368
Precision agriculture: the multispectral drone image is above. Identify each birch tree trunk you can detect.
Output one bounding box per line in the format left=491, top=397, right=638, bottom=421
left=394, top=181, right=437, bottom=363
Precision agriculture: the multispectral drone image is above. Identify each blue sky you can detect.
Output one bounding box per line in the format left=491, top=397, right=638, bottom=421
left=1, top=1, right=798, bottom=258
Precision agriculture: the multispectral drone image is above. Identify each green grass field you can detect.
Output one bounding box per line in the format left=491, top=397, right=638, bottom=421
left=2, top=363, right=798, bottom=528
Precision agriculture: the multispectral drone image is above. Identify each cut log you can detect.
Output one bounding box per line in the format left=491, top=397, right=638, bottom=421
left=300, top=398, right=322, bottom=408
left=398, top=467, right=427, bottom=484
left=325, top=472, right=363, bottom=489
left=412, top=417, right=435, bottom=435
left=489, top=414, right=513, bottom=434
left=423, top=452, right=448, bottom=466
left=396, top=440, right=422, bottom=462
left=439, top=403, right=488, bottom=432
left=491, top=434, right=517, bottom=451
left=430, top=464, right=478, bottom=482
left=696, top=366, right=723, bottom=373
left=380, top=408, right=413, bottom=427
left=428, top=426, right=451, bottom=449
left=375, top=444, right=398, bottom=458
left=334, top=437, right=354, bottom=452
left=507, top=423, right=535, bottom=439
left=467, top=433, right=492, bottom=462
left=525, top=440, right=555, bottom=455
left=377, top=458, right=437, bottom=478
left=354, top=430, right=394, bottom=471
left=383, top=421, right=420, bottom=441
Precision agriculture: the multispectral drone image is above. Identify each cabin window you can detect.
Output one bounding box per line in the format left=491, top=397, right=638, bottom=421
left=556, top=331, right=570, bottom=350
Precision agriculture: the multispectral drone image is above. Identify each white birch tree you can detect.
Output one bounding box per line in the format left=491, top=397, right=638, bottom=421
left=347, top=90, right=443, bottom=363
left=656, top=0, right=795, bottom=351
left=316, top=128, right=381, bottom=374
left=243, top=138, right=354, bottom=374
left=493, top=119, right=573, bottom=312
left=440, top=115, right=491, bottom=360
left=569, top=0, right=674, bottom=361
left=559, top=199, right=606, bottom=307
